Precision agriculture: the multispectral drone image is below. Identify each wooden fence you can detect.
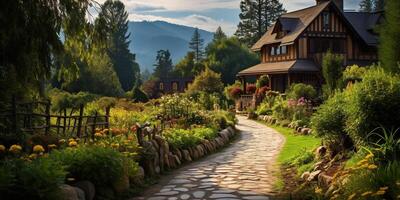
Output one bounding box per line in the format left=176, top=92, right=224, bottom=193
left=0, top=97, right=110, bottom=140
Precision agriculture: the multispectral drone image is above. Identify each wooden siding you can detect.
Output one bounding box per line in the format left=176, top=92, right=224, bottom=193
left=298, top=38, right=308, bottom=59
left=306, top=8, right=347, bottom=34
left=262, top=44, right=296, bottom=63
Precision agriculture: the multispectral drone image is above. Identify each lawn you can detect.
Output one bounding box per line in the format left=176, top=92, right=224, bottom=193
left=267, top=124, right=321, bottom=164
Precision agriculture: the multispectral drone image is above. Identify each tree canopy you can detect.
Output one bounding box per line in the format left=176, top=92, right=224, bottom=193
left=187, top=68, right=224, bottom=95
left=189, top=28, right=205, bottom=63
left=153, top=50, right=173, bottom=79
left=205, top=37, right=259, bottom=84
left=235, top=0, right=286, bottom=46
left=95, top=0, right=140, bottom=91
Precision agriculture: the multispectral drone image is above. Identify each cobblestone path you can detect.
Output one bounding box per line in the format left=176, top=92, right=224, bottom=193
left=133, top=115, right=285, bottom=200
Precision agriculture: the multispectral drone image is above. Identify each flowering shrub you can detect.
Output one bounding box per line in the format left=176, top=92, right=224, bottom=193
left=256, top=75, right=269, bottom=89
left=287, top=83, right=317, bottom=101
left=229, top=87, right=243, bottom=100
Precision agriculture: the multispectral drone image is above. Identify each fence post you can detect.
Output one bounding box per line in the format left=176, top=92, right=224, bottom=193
left=11, top=95, right=17, bottom=134
left=91, top=111, right=97, bottom=141
left=45, top=100, right=51, bottom=135
left=77, top=104, right=84, bottom=137
left=105, top=106, right=110, bottom=129
left=63, top=109, right=67, bottom=135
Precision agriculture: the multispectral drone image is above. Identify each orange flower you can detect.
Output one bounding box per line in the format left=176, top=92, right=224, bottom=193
left=33, top=145, right=45, bottom=153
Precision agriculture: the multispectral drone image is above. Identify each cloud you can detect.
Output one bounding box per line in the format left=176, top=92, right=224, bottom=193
left=129, top=3, right=165, bottom=12
left=128, top=13, right=237, bottom=35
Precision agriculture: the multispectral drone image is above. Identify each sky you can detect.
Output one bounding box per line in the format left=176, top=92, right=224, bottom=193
left=96, top=0, right=362, bottom=35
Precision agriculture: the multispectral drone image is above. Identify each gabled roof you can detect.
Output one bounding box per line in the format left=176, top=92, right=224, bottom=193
left=252, top=1, right=330, bottom=51
left=251, top=1, right=382, bottom=51
left=344, top=12, right=382, bottom=46
left=237, top=60, right=319, bottom=76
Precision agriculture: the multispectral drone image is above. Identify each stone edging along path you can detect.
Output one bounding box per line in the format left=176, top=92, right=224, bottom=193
left=132, top=115, right=285, bottom=200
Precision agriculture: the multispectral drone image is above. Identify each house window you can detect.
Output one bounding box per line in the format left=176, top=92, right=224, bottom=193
left=270, top=45, right=288, bottom=56
left=270, top=47, right=276, bottom=56
left=159, top=82, right=164, bottom=91
left=172, top=82, right=178, bottom=91
left=323, top=12, right=330, bottom=30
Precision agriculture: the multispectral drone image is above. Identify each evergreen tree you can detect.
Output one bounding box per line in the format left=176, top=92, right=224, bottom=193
left=95, top=0, right=140, bottom=91
left=379, top=0, right=400, bottom=73
left=153, top=50, right=173, bottom=78
left=360, top=0, right=374, bottom=12
left=189, top=28, right=205, bottom=63
left=213, top=27, right=227, bottom=41
left=235, top=0, right=285, bottom=46
left=374, top=0, right=385, bottom=11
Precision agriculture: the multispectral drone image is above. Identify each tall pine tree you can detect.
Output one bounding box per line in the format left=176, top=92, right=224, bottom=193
left=95, top=0, right=140, bottom=91
left=379, top=0, right=400, bottom=73
left=360, top=0, right=374, bottom=12
left=235, top=0, right=285, bottom=46
left=189, top=28, right=205, bottom=63
left=213, top=26, right=227, bottom=41
left=153, top=50, right=173, bottom=79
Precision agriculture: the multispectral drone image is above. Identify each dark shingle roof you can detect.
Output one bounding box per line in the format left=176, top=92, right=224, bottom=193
left=252, top=1, right=382, bottom=51
left=344, top=12, right=382, bottom=46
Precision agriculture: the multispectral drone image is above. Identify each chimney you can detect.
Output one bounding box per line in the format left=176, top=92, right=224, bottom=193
left=316, top=0, right=344, bottom=11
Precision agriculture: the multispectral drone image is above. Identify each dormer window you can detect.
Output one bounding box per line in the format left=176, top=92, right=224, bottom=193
left=323, top=12, right=330, bottom=30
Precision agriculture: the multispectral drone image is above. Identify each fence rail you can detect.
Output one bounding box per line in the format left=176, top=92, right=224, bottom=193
left=0, top=96, right=110, bottom=140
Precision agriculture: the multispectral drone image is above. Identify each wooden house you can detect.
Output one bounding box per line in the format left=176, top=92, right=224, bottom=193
left=157, top=77, right=193, bottom=94
left=237, top=0, right=382, bottom=93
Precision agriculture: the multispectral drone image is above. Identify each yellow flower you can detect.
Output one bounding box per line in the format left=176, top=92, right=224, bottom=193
left=365, top=153, right=374, bottom=159
left=28, top=154, right=38, bottom=160
left=111, top=143, right=120, bottom=149
left=375, top=190, right=386, bottom=195
left=68, top=141, right=78, bottom=147
left=368, top=164, right=378, bottom=170
left=9, top=144, right=22, bottom=153
left=0, top=145, right=6, bottom=153
left=33, top=145, right=45, bottom=153
left=59, top=139, right=66, bottom=144
left=347, top=193, right=357, bottom=200
left=379, top=186, right=388, bottom=191
left=94, top=132, right=103, bottom=137
left=361, top=191, right=373, bottom=197
left=68, top=138, right=75, bottom=142
left=315, top=187, right=323, bottom=194
left=48, top=144, right=57, bottom=149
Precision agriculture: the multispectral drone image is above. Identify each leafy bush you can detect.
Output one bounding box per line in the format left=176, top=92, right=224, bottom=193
left=224, top=81, right=242, bottom=100
left=322, top=50, right=344, bottom=98
left=311, top=92, right=353, bottom=151
left=164, top=127, right=219, bottom=150
left=0, top=158, right=66, bottom=200
left=345, top=68, right=400, bottom=145
left=130, top=87, right=149, bottom=103
left=50, top=146, right=127, bottom=188
left=256, top=75, right=269, bottom=89
left=256, top=102, right=272, bottom=116
left=368, top=128, right=400, bottom=164
left=110, top=108, right=152, bottom=129
left=205, top=110, right=236, bottom=130
left=343, top=64, right=368, bottom=83
left=272, top=96, right=290, bottom=120
left=287, top=83, right=317, bottom=100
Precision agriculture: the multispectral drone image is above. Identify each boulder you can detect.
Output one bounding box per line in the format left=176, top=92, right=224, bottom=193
left=174, top=155, right=181, bottom=166
left=59, top=184, right=85, bottom=200
left=215, top=137, right=225, bottom=147
left=300, top=171, right=310, bottom=181
left=313, top=161, right=324, bottom=171
left=315, top=146, right=327, bottom=158
left=318, top=172, right=333, bottom=186
left=227, top=127, right=235, bottom=135
left=307, top=170, right=322, bottom=182
left=182, top=149, right=192, bottom=162
left=73, top=181, right=95, bottom=200
left=190, top=147, right=199, bottom=160
left=164, top=154, right=170, bottom=169
left=174, top=149, right=182, bottom=161
left=168, top=153, right=177, bottom=168
left=301, top=128, right=311, bottom=135
left=161, top=140, right=170, bottom=156
left=196, top=145, right=204, bottom=157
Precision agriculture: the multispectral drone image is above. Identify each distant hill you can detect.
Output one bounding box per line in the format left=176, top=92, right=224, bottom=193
left=128, top=21, right=214, bottom=72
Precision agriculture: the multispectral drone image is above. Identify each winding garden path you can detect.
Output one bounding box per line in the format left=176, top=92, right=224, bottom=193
left=132, top=115, right=285, bottom=200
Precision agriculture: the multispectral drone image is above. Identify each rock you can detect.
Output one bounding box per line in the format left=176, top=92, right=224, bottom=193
left=215, top=137, right=225, bottom=147
left=313, top=161, right=324, bottom=171
left=315, top=146, right=327, bottom=158
left=227, top=126, right=235, bottom=135
left=174, top=149, right=182, bottom=161
left=301, top=128, right=311, bottom=135
left=164, top=154, right=170, bottom=169
left=196, top=145, right=204, bottom=157
left=73, top=181, right=95, bottom=200
left=318, top=172, right=333, bottom=186
left=182, top=149, right=192, bottom=162
left=300, top=171, right=310, bottom=181
left=296, top=127, right=303, bottom=133
left=174, top=155, right=181, bottom=166
left=162, top=140, right=170, bottom=156
left=59, top=184, right=85, bottom=200
left=191, top=147, right=199, bottom=160
left=307, top=170, right=321, bottom=182
left=168, top=153, right=177, bottom=168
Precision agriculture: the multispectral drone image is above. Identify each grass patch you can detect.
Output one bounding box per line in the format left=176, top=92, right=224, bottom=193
left=268, top=124, right=321, bottom=164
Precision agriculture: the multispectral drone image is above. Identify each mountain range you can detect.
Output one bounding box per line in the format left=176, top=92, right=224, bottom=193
left=128, top=21, right=214, bottom=72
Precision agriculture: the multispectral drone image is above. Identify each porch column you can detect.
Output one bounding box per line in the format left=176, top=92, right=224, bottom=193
left=242, top=76, right=247, bottom=93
